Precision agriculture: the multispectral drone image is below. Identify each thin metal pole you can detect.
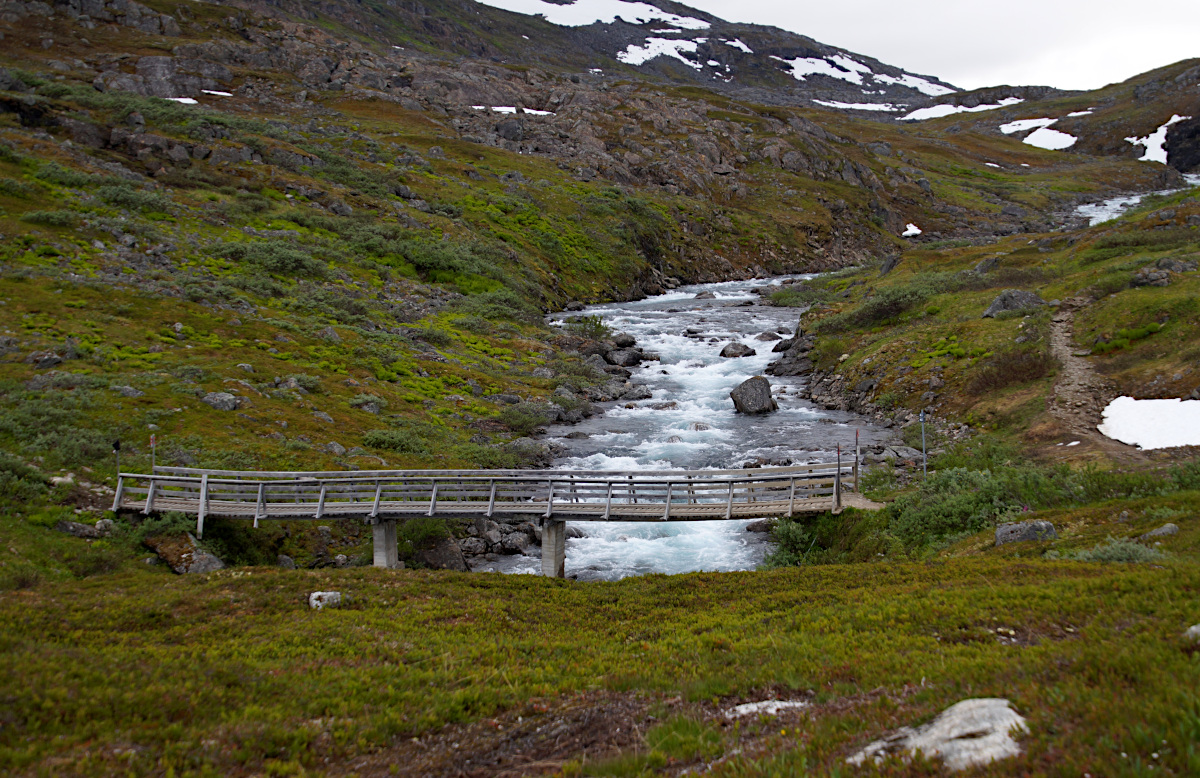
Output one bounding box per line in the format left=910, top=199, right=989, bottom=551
left=920, top=410, right=928, bottom=480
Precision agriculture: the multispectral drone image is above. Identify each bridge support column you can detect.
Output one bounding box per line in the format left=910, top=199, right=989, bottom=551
left=373, top=519, right=398, bottom=569
left=541, top=519, right=565, bottom=578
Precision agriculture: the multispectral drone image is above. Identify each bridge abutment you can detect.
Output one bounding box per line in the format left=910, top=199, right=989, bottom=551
left=541, top=519, right=565, bottom=578
left=372, top=519, right=398, bottom=568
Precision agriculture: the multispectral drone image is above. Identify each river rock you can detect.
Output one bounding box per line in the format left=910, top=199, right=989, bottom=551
left=613, top=332, right=637, bottom=348
left=606, top=348, right=643, bottom=367
left=765, top=336, right=816, bottom=376
left=460, top=537, right=487, bottom=555
left=995, top=520, right=1057, bottom=545
left=720, top=342, right=757, bottom=358
left=144, top=533, right=226, bottom=574
left=745, top=519, right=776, bottom=533
left=414, top=537, right=469, bottom=571
left=730, top=376, right=778, bottom=414
left=695, top=291, right=716, bottom=299
left=847, top=698, right=1028, bottom=772
left=755, top=331, right=782, bottom=341
left=620, top=384, right=653, bottom=401
left=982, top=289, right=1047, bottom=318
left=688, top=422, right=711, bottom=431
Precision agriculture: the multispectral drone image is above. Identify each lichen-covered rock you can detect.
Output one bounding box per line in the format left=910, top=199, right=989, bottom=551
left=848, top=698, right=1028, bottom=772
left=995, top=520, right=1057, bottom=545
left=606, top=348, right=642, bottom=367
left=1140, top=523, right=1179, bottom=540
left=730, top=376, right=778, bottom=414
left=201, top=392, right=238, bottom=411
left=309, top=591, right=341, bottom=610
left=982, top=289, right=1047, bottom=318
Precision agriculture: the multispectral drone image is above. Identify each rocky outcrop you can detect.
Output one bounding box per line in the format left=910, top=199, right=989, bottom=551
left=765, top=334, right=814, bottom=376
left=730, top=376, right=778, bottom=414
left=414, top=537, right=469, bottom=571
left=144, top=533, right=225, bottom=574
left=982, top=290, right=1047, bottom=318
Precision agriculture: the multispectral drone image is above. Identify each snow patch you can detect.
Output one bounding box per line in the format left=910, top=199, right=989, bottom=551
left=619, top=37, right=701, bottom=69
left=985, top=163, right=1001, bottom=168
left=902, top=223, right=922, bottom=237
left=771, top=55, right=865, bottom=85
left=492, top=106, right=518, bottom=114
left=1126, top=114, right=1192, bottom=165
left=201, top=90, right=233, bottom=97
left=472, top=0, right=710, bottom=28
left=722, top=38, right=753, bottom=54
left=872, top=72, right=955, bottom=97
left=1099, top=396, right=1200, bottom=450
left=727, top=700, right=809, bottom=718
left=813, top=100, right=899, bottom=112
left=1067, top=110, right=1094, bottom=117
left=1024, top=127, right=1076, bottom=150
left=525, top=108, right=555, bottom=116
left=1000, top=117, right=1057, bottom=135
left=901, top=97, right=1023, bottom=122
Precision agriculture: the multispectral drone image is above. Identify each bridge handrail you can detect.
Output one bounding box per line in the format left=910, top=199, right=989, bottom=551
left=148, top=463, right=845, bottom=480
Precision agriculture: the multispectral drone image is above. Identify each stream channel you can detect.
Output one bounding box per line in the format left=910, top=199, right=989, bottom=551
left=474, top=276, right=895, bottom=581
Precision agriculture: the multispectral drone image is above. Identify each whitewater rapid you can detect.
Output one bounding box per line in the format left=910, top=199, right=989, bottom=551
left=476, top=276, right=894, bottom=581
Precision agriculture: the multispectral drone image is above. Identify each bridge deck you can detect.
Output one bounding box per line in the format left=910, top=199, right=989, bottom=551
left=114, top=459, right=865, bottom=576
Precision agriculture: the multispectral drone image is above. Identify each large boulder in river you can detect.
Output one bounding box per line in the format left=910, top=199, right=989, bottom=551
left=605, top=348, right=642, bottom=367
left=982, top=289, right=1046, bottom=318
left=730, top=376, right=778, bottom=414
left=720, top=342, right=757, bottom=358
left=414, top=536, right=469, bottom=571
left=613, top=332, right=637, bottom=348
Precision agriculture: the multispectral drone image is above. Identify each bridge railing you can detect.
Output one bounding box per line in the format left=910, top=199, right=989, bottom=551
left=113, top=460, right=860, bottom=538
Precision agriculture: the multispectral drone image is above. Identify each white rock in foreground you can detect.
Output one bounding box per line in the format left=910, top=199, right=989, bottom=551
left=847, top=698, right=1028, bottom=772
left=1185, top=624, right=1200, bottom=642
left=726, top=700, right=809, bottom=718
left=309, top=591, right=342, bottom=610
left=1098, top=396, right=1200, bottom=450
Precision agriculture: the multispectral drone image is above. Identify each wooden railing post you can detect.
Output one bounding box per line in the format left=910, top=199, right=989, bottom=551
left=663, top=481, right=672, bottom=520
left=427, top=481, right=439, bottom=516
left=834, top=446, right=842, bottom=514
left=142, top=478, right=158, bottom=515
left=111, top=476, right=125, bottom=513
left=544, top=480, right=556, bottom=519
left=197, top=473, right=209, bottom=538
left=853, top=429, right=860, bottom=492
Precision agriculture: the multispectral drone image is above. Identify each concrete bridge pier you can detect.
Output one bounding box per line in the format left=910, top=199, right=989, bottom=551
left=541, top=519, right=566, bottom=578
left=372, top=519, right=398, bottom=568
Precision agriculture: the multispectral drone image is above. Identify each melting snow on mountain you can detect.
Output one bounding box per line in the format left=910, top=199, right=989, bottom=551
left=1000, top=117, right=1076, bottom=150
left=902, top=223, right=922, bottom=237
left=1099, top=397, right=1200, bottom=450
left=1127, top=114, right=1193, bottom=164
left=901, top=97, right=1023, bottom=122
left=619, top=37, right=702, bottom=68
left=473, top=0, right=710, bottom=29
left=770, top=54, right=953, bottom=96
left=722, top=38, right=753, bottom=54
left=813, top=100, right=900, bottom=112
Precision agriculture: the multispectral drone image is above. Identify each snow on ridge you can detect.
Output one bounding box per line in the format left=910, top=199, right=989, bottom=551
left=901, top=97, right=1023, bottom=122
left=471, top=0, right=710, bottom=29
left=872, top=72, right=955, bottom=97
left=770, top=53, right=955, bottom=97
left=1000, top=117, right=1057, bottom=134
left=902, top=223, right=922, bottom=237
left=813, top=99, right=899, bottom=112
left=722, top=38, right=753, bottom=54
left=619, top=37, right=702, bottom=69
left=1127, top=114, right=1193, bottom=165
left=1067, top=110, right=1094, bottom=117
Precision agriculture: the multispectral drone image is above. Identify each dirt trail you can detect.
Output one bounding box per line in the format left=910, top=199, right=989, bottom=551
left=1047, top=299, right=1141, bottom=459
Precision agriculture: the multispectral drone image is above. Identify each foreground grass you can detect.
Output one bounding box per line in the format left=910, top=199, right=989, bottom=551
left=1, top=554, right=1198, bottom=775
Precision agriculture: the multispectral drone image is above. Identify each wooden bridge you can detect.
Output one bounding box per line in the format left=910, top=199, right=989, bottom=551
left=114, top=455, right=864, bottom=577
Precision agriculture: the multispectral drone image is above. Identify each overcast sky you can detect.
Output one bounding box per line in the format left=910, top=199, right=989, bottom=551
left=682, top=0, right=1200, bottom=91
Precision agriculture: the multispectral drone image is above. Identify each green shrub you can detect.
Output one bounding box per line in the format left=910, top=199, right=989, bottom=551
left=210, top=241, right=327, bottom=278
left=560, top=315, right=610, bottom=340
left=97, top=184, right=173, bottom=213
left=33, top=162, right=103, bottom=188
left=284, top=374, right=322, bottom=393
left=1092, top=322, right=1162, bottom=355
left=819, top=275, right=961, bottom=332
left=453, top=288, right=540, bottom=322
left=761, top=518, right=813, bottom=568
left=19, top=210, right=77, bottom=227
left=496, top=403, right=556, bottom=436
left=1068, top=537, right=1166, bottom=563
left=0, top=177, right=34, bottom=198
left=400, top=516, right=449, bottom=552
left=362, top=429, right=426, bottom=454
left=886, top=468, right=1016, bottom=547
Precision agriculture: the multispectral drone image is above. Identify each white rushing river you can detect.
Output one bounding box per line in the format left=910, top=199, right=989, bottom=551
left=477, top=276, right=894, bottom=581
left=1074, top=173, right=1200, bottom=226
